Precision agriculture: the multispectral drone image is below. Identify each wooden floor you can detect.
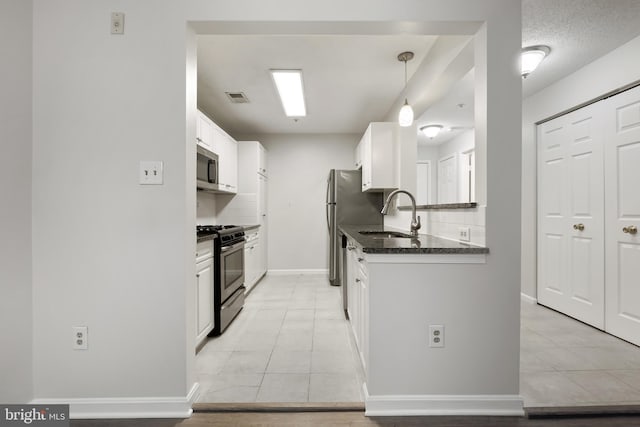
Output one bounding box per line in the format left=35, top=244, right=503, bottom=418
left=70, top=410, right=640, bottom=427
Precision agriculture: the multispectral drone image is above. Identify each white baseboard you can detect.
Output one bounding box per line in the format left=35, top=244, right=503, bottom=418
left=32, top=383, right=200, bottom=419
left=521, top=293, right=537, bottom=304
left=267, top=269, right=328, bottom=276
left=363, top=384, right=524, bottom=416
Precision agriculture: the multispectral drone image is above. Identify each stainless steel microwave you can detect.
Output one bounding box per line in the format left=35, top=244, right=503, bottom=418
left=196, top=145, right=219, bottom=191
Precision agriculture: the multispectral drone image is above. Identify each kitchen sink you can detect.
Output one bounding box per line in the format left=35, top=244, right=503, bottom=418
left=359, top=230, right=413, bottom=239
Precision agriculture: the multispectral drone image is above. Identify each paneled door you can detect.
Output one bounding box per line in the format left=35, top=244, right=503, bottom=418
left=604, top=85, right=640, bottom=345
left=438, top=154, right=457, bottom=204
left=537, top=103, right=605, bottom=329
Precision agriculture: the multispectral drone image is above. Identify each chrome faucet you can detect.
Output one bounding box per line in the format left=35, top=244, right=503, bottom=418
left=381, top=189, right=421, bottom=237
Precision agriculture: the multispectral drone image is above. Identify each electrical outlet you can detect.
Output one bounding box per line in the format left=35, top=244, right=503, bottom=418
left=139, top=161, right=163, bottom=185
left=73, top=326, right=88, bottom=350
left=458, top=227, right=471, bottom=242
left=429, top=324, right=444, bottom=348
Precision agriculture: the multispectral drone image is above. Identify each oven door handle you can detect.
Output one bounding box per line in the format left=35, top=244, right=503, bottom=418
left=220, top=241, right=245, bottom=253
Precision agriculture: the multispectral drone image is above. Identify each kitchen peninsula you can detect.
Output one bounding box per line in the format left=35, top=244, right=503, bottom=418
left=340, top=225, right=522, bottom=416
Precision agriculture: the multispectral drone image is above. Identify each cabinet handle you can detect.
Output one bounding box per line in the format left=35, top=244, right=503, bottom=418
left=196, top=137, right=202, bottom=142
left=573, top=223, right=585, bottom=231
left=357, top=257, right=364, bottom=262
left=196, top=274, right=200, bottom=278
left=355, top=278, right=361, bottom=283
left=347, top=246, right=355, bottom=251
left=623, top=225, right=638, bottom=235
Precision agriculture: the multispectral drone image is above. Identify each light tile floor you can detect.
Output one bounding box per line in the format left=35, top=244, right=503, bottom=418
left=196, top=274, right=640, bottom=407
left=195, top=273, right=365, bottom=403
left=520, top=301, right=640, bottom=407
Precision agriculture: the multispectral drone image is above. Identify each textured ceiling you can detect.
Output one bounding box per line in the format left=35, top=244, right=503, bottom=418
left=522, top=0, right=640, bottom=97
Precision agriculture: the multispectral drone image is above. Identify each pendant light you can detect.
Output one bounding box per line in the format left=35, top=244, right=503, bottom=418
left=397, top=51, right=414, bottom=127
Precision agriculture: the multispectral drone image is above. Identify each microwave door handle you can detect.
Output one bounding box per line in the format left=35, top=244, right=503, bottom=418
left=208, top=159, right=214, bottom=183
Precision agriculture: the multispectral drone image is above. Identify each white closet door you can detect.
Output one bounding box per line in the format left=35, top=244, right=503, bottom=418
left=604, top=85, right=640, bottom=345
left=537, top=103, right=605, bottom=328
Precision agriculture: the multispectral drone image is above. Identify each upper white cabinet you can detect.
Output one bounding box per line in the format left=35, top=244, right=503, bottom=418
left=209, top=119, right=238, bottom=194
left=196, top=111, right=213, bottom=151
left=358, top=122, right=397, bottom=192
left=196, top=109, right=238, bottom=194
left=354, top=140, right=362, bottom=170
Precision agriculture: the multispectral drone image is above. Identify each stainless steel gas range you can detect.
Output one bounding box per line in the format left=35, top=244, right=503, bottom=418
left=197, top=225, right=246, bottom=335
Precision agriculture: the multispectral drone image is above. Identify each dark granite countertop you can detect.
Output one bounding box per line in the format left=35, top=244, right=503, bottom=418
left=398, top=202, right=477, bottom=210
left=339, top=225, right=489, bottom=255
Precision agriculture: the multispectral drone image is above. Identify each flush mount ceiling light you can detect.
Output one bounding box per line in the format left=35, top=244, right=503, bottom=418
left=270, top=69, right=307, bottom=117
left=420, top=125, right=443, bottom=139
left=397, top=51, right=414, bottom=127
left=521, top=45, right=550, bottom=79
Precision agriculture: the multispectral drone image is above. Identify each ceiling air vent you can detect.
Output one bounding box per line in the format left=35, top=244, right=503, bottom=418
left=225, top=92, right=250, bottom=103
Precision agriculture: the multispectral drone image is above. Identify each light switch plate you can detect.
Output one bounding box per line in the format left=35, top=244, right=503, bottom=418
left=139, top=161, right=163, bottom=185
left=111, top=12, right=125, bottom=35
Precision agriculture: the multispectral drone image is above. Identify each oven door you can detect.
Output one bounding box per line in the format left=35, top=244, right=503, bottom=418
left=219, top=240, right=245, bottom=303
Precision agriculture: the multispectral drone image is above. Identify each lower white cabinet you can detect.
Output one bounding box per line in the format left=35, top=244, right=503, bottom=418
left=244, top=228, right=265, bottom=293
left=346, top=238, right=369, bottom=371
left=196, top=240, right=214, bottom=348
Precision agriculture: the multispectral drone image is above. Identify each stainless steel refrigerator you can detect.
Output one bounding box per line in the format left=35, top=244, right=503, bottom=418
left=326, top=169, right=383, bottom=287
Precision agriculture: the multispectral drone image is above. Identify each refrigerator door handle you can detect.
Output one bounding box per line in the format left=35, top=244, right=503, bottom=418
left=325, top=176, right=332, bottom=232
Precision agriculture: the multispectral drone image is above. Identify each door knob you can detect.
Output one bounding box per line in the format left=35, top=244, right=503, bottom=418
left=623, top=225, right=638, bottom=235
left=573, top=223, right=585, bottom=231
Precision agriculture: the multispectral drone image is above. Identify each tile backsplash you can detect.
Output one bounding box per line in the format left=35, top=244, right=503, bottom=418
left=384, top=204, right=486, bottom=246
left=425, top=205, right=486, bottom=246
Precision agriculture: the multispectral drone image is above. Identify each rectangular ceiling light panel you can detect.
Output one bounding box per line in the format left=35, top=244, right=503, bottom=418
left=270, top=69, right=307, bottom=117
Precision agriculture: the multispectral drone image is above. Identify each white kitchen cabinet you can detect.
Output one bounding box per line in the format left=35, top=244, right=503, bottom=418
left=196, top=111, right=213, bottom=151
left=195, top=240, right=215, bottom=348
left=210, top=123, right=238, bottom=193
left=345, top=238, right=368, bottom=371
left=358, top=122, right=397, bottom=191
left=218, top=141, right=269, bottom=278
left=243, top=228, right=263, bottom=293
left=354, top=140, right=362, bottom=169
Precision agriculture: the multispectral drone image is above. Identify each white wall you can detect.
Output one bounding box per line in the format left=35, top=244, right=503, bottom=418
left=21, top=0, right=522, bottom=416
left=238, top=134, right=358, bottom=272
left=0, top=0, right=33, bottom=404
left=196, top=192, right=217, bottom=225
left=521, top=34, right=640, bottom=299
left=32, top=0, right=196, bottom=413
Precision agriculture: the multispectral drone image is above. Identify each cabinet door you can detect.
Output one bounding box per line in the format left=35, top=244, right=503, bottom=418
left=358, top=267, right=368, bottom=371
left=360, top=129, right=372, bottom=190
left=258, top=143, right=268, bottom=177
left=196, top=112, right=213, bottom=150
left=537, top=103, right=605, bottom=329
left=196, top=258, right=214, bottom=345
left=258, top=175, right=268, bottom=274
left=211, top=125, right=238, bottom=194
left=604, top=85, right=640, bottom=346
left=226, top=136, right=238, bottom=192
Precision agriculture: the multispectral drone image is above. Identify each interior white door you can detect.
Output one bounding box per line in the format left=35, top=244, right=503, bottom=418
left=460, top=150, right=475, bottom=203
left=604, top=84, right=640, bottom=345
left=437, top=154, right=457, bottom=204
left=416, top=161, right=431, bottom=205
left=537, top=103, right=605, bottom=328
